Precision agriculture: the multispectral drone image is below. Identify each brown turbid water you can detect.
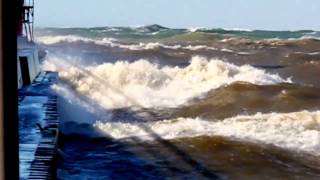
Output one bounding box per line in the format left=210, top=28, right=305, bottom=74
left=36, top=25, right=320, bottom=179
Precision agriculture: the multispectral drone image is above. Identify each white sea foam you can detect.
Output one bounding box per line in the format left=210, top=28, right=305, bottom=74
left=298, top=36, right=320, bottom=40
left=220, top=27, right=254, bottom=32
left=95, top=110, right=320, bottom=155
left=36, top=35, right=118, bottom=46
left=46, top=56, right=289, bottom=109
left=221, top=48, right=234, bottom=53
left=188, top=27, right=206, bottom=32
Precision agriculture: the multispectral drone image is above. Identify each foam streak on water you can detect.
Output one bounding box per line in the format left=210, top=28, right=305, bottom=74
left=95, top=111, right=320, bottom=156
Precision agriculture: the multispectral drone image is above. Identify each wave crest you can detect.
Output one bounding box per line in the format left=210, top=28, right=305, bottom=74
left=95, top=110, right=320, bottom=156
left=49, top=56, right=288, bottom=109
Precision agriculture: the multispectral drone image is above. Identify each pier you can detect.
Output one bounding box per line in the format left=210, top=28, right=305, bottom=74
left=19, top=71, right=59, bottom=179
left=17, top=2, right=58, bottom=177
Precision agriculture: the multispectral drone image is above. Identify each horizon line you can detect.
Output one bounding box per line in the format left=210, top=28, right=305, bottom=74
left=34, top=24, right=320, bottom=32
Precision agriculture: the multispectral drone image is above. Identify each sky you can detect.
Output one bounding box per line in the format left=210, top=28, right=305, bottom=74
left=36, top=0, right=320, bottom=30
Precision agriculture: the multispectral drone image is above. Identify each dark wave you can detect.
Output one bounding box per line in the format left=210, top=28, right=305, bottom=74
left=174, top=82, right=320, bottom=120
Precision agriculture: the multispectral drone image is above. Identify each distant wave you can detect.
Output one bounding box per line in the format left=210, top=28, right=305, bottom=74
left=36, top=35, right=216, bottom=50
left=45, top=56, right=289, bottom=109
left=188, top=27, right=254, bottom=32
left=35, top=24, right=320, bottom=41
left=36, top=35, right=253, bottom=55
left=36, top=34, right=320, bottom=56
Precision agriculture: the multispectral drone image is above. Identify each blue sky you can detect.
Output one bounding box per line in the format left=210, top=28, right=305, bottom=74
left=36, top=0, right=320, bottom=30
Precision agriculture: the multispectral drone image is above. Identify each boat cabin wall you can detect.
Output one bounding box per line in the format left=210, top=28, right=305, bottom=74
left=17, top=48, right=40, bottom=88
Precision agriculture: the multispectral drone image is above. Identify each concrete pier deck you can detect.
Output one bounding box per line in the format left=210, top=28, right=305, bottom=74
left=18, top=71, right=59, bottom=179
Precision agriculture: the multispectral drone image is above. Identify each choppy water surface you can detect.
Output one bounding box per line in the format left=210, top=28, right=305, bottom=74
left=36, top=25, right=320, bottom=179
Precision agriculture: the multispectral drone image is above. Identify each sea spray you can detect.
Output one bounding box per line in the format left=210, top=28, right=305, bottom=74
left=46, top=56, right=289, bottom=109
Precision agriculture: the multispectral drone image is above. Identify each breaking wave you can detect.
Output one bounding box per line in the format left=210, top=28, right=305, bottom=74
left=95, top=110, right=320, bottom=156
left=36, top=35, right=118, bottom=46
left=46, top=56, right=289, bottom=109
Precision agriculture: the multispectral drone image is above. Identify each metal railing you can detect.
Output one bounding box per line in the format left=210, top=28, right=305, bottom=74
left=22, top=0, right=34, bottom=41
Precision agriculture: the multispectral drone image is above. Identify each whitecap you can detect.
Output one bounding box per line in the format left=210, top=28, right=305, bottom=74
left=46, top=56, right=289, bottom=109
left=95, top=110, right=320, bottom=156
